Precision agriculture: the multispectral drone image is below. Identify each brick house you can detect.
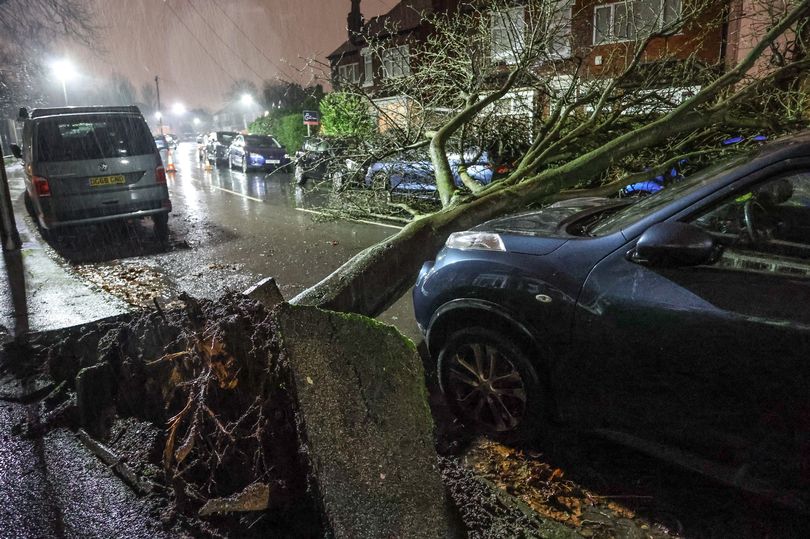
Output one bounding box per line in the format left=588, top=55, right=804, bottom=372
left=328, top=1, right=749, bottom=126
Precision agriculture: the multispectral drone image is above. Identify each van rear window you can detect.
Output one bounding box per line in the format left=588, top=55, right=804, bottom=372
left=35, top=115, right=155, bottom=162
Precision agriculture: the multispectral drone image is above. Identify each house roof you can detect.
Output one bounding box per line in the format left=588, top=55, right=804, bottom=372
left=328, top=0, right=435, bottom=60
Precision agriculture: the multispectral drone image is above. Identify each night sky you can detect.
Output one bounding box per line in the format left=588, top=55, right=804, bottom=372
left=67, top=0, right=398, bottom=111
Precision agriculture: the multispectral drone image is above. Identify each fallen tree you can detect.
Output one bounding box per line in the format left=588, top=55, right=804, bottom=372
left=294, top=0, right=810, bottom=317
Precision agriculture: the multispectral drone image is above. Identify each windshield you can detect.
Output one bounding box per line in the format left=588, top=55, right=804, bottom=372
left=245, top=135, right=280, bottom=148
left=217, top=132, right=235, bottom=145
left=36, top=115, right=155, bottom=162
left=589, top=154, right=753, bottom=235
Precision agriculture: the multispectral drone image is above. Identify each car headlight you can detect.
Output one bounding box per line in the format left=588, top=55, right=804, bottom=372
left=445, top=231, right=506, bottom=252
left=249, top=152, right=263, bottom=159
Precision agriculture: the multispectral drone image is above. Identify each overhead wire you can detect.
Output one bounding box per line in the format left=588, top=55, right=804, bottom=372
left=182, top=0, right=274, bottom=83
left=204, top=0, right=300, bottom=82
left=161, top=0, right=241, bottom=85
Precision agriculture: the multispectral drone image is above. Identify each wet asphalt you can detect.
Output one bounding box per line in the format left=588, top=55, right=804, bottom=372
left=5, top=143, right=419, bottom=340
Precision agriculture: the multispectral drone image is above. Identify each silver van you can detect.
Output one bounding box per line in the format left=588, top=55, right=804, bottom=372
left=11, top=106, right=171, bottom=242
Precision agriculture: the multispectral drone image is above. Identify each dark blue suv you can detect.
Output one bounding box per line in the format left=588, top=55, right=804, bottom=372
left=414, top=134, right=810, bottom=494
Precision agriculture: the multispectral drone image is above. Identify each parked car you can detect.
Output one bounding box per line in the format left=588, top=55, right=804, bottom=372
left=204, top=130, right=237, bottom=166
left=365, top=150, right=494, bottom=193
left=294, top=137, right=356, bottom=185
left=153, top=135, right=168, bottom=151
left=414, top=133, right=810, bottom=494
left=11, top=105, right=171, bottom=242
left=165, top=133, right=178, bottom=149
left=227, top=134, right=289, bottom=172
left=153, top=135, right=170, bottom=168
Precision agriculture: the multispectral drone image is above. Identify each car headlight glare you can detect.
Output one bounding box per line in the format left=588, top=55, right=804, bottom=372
left=445, top=231, right=506, bottom=252
left=249, top=152, right=263, bottom=159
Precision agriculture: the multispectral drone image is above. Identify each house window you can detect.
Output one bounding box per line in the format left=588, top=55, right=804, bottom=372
left=495, top=89, right=535, bottom=116
left=337, top=63, right=360, bottom=85
left=362, top=49, right=373, bottom=86
left=382, top=45, right=410, bottom=78
left=593, top=0, right=682, bottom=45
left=491, top=6, right=526, bottom=63
left=544, top=0, right=574, bottom=60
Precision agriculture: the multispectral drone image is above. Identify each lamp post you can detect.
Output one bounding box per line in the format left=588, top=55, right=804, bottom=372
left=51, top=59, right=77, bottom=106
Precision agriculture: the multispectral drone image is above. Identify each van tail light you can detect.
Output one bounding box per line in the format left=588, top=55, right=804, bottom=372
left=33, top=176, right=51, bottom=197
left=155, top=166, right=167, bottom=185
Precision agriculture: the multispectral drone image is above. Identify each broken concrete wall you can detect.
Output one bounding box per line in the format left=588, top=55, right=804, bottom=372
left=275, top=304, right=453, bottom=537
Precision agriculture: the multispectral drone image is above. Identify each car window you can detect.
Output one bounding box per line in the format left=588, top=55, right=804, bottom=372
left=245, top=135, right=281, bottom=148
left=218, top=133, right=235, bottom=145
left=36, top=115, right=155, bottom=162
left=589, top=154, right=752, bottom=235
left=689, top=170, right=810, bottom=275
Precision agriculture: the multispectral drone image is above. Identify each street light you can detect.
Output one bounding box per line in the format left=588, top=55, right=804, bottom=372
left=240, top=94, right=254, bottom=129
left=51, top=59, right=77, bottom=106
left=172, top=102, right=186, bottom=115
left=154, top=111, right=163, bottom=120
left=193, top=117, right=201, bottom=126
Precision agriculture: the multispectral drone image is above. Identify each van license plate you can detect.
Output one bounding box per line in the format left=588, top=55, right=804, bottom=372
left=90, top=175, right=126, bottom=187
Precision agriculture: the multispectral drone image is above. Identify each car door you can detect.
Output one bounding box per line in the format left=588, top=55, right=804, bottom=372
left=573, top=169, right=810, bottom=485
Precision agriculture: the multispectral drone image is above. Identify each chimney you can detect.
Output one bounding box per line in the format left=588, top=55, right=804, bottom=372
left=348, top=0, right=365, bottom=45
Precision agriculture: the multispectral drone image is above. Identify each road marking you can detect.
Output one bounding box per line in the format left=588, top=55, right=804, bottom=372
left=295, top=208, right=404, bottom=230
left=212, top=186, right=263, bottom=202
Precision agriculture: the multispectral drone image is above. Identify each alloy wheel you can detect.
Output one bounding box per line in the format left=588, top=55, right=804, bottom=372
left=445, top=342, right=527, bottom=432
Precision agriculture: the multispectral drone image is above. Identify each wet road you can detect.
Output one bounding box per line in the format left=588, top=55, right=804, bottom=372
left=7, top=143, right=419, bottom=339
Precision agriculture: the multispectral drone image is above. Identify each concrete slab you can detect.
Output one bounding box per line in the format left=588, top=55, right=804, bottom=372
left=275, top=304, right=453, bottom=538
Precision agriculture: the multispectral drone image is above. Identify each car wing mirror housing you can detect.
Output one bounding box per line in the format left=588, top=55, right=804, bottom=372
left=10, top=144, right=22, bottom=159
left=631, top=222, right=719, bottom=267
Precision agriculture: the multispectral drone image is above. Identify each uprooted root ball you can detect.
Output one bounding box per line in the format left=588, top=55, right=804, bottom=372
left=152, top=294, right=306, bottom=515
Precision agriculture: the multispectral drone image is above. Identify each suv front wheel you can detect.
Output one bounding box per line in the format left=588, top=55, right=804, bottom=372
left=437, top=327, right=543, bottom=439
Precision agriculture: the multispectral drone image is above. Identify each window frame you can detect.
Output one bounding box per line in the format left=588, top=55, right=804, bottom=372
left=361, top=48, right=374, bottom=87
left=382, top=45, right=410, bottom=79
left=337, top=63, right=360, bottom=85
left=490, top=5, right=526, bottom=64
left=592, top=0, right=682, bottom=45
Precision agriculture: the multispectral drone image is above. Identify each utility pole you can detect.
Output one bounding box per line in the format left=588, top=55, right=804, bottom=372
left=155, top=75, right=164, bottom=134
left=0, top=149, right=21, bottom=251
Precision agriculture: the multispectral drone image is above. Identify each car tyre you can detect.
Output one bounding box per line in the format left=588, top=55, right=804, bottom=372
left=153, top=213, right=169, bottom=245
left=437, top=327, right=544, bottom=440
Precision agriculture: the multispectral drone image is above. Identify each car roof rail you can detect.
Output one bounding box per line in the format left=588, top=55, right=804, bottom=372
left=29, top=105, right=143, bottom=119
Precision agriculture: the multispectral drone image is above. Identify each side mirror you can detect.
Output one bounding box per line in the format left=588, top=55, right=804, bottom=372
left=10, top=144, right=22, bottom=159
left=630, top=222, right=719, bottom=267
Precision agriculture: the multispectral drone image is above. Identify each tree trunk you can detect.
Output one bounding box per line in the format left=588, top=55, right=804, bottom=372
left=292, top=108, right=728, bottom=317
left=291, top=183, right=526, bottom=316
